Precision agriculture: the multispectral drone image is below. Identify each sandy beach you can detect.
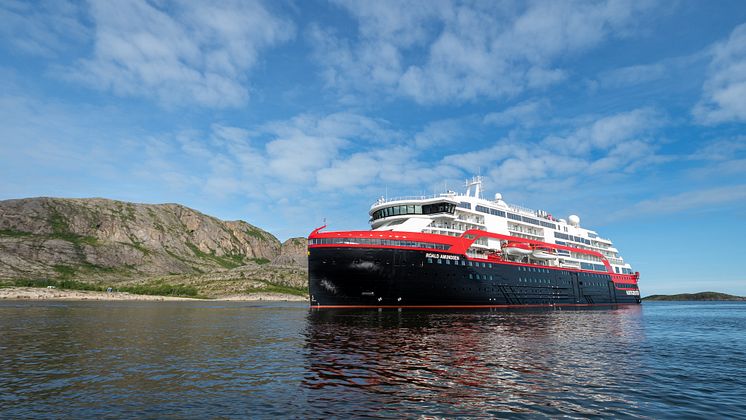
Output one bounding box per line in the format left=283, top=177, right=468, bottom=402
left=0, top=287, right=307, bottom=302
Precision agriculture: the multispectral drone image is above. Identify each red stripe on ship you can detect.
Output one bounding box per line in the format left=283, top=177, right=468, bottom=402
left=308, top=226, right=640, bottom=285
left=310, top=303, right=641, bottom=309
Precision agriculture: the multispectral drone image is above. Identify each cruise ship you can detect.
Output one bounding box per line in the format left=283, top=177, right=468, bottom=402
left=308, top=177, right=641, bottom=308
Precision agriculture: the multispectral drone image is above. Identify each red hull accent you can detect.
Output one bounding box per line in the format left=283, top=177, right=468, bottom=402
left=311, top=303, right=641, bottom=309
left=308, top=226, right=639, bottom=285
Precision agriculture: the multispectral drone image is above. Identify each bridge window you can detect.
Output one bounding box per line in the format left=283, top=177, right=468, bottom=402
left=372, top=201, right=455, bottom=220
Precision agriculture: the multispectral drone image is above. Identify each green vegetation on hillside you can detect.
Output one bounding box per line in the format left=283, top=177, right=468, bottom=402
left=4, top=278, right=201, bottom=298
left=46, top=205, right=99, bottom=246
left=0, top=229, right=32, bottom=237
left=185, top=242, right=245, bottom=269
left=643, top=292, right=745, bottom=301
left=244, top=280, right=308, bottom=297
left=11, top=278, right=101, bottom=291
left=244, top=226, right=267, bottom=240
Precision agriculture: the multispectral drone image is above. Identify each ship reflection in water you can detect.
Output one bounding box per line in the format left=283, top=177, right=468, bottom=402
left=303, top=306, right=645, bottom=417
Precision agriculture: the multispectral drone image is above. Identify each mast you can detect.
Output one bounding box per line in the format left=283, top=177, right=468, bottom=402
left=465, top=176, right=483, bottom=198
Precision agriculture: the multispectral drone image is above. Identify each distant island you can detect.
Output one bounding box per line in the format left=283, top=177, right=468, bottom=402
left=643, top=292, right=746, bottom=301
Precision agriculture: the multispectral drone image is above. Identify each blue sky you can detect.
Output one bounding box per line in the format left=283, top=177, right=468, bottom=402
left=1, top=0, right=745, bottom=295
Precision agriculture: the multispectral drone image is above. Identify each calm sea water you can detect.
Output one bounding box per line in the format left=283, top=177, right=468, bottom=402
left=1, top=301, right=744, bottom=418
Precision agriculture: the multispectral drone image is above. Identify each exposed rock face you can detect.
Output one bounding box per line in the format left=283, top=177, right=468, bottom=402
left=0, top=197, right=305, bottom=286
left=274, top=237, right=308, bottom=268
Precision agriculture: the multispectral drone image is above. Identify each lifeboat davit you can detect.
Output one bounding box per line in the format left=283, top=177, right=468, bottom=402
left=502, top=241, right=533, bottom=257
left=531, top=246, right=558, bottom=260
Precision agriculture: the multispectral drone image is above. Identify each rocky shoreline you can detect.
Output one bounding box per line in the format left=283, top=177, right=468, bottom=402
left=0, top=287, right=307, bottom=302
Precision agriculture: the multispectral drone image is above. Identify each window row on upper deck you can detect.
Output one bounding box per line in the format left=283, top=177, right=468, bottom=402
left=580, top=262, right=607, bottom=272
left=506, top=211, right=556, bottom=229
left=371, top=202, right=456, bottom=221
left=555, top=231, right=591, bottom=245
left=470, top=204, right=557, bottom=229
left=387, top=198, right=562, bottom=231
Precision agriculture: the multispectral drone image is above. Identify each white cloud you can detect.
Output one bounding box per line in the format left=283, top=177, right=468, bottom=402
left=691, top=136, right=746, bottom=161
left=316, top=153, right=382, bottom=190
left=611, top=184, right=746, bottom=219
left=694, top=23, right=746, bottom=124
left=544, top=107, right=662, bottom=155
left=442, top=107, right=665, bottom=195
left=0, top=0, right=89, bottom=57
left=66, top=0, right=294, bottom=108
left=596, top=63, right=666, bottom=88
left=483, top=99, right=550, bottom=127
left=314, top=0, right=658, bottom=104
left=414, top=118, right=472, bottom=149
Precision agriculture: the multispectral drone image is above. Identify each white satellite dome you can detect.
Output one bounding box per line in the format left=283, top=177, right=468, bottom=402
left=568, top=215, right=580, bottom=227
left=494, top=193, right=502, bottom=201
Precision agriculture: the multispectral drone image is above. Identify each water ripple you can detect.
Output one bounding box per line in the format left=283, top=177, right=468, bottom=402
left=0, top=301, right=745, bottom=417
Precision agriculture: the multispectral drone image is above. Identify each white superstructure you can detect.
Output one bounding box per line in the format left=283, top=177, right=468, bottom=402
left=369, top=177, right=634, bottom=275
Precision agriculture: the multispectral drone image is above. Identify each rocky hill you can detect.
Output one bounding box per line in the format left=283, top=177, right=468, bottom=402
left=0, top=197, right=308, bottom=297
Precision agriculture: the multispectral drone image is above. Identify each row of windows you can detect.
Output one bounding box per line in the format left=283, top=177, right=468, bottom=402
left=462, top=203, right=559, bottom=229
left=616, top=283, right=637, bottom=288
left=554, top=231, right=592, bottom=245
left=371, top=202, right=456, bottom=221
left=428, top=258, right=492, bottom=267
left=616, top=267, right=634, bottom=274
left=581, top=272, right=610, bottom=279
left=553, top=242, right=573, bottom=255
left=377, top=199, right=565, bottom=233
left=519, top=277, right=552, bottom=284
left=518, top=266, right=551, bottom=274
left=310, top=237, right=450, bottom=250
left=580, top=262, right=608, bottom=272
left=470, top=273, right=494, bottom=280
left=506, top=212, right=556, bottom=229
left=581, top=281, right=606, bottom=287
left=475, top=205, right=508, bottom=218
left=427, top=258, right=611, bottom=276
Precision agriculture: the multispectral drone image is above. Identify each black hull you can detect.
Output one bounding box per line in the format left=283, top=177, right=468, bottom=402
left=309, top=247, right=641, bottom=307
